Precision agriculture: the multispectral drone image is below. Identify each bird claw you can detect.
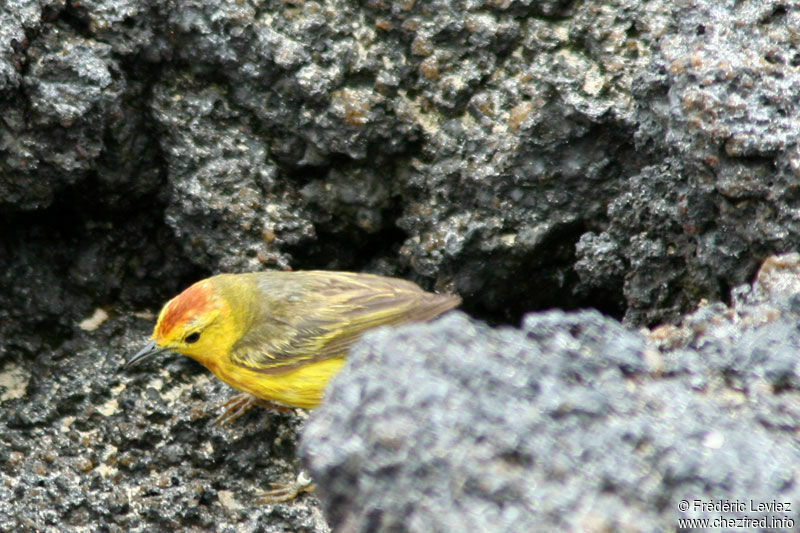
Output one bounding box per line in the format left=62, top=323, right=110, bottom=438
left=214, top=393, right=258, bottom=425
left=257, top=471, right=315, bottom=504
left=214, top=392, right=292, bottom=425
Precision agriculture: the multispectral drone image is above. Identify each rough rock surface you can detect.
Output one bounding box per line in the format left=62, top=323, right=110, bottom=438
left=303, top=253, right=800, bottom=532
left=0, top=314, right=329, bottom=532
left=3, top=0, right=800, bottom=530
left=6, top=0, right=800, bottom=330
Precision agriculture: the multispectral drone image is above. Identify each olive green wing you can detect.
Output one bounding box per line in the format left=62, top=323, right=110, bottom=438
left=229, top=271, right=460, bottom=374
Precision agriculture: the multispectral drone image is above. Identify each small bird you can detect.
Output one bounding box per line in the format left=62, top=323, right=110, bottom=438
left=125, top=270, right=460, bottom=419
left=125, top=271, right=460, bottom=501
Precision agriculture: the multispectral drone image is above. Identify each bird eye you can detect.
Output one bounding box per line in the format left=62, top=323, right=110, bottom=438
left=185, top=332, right=201, bottom=344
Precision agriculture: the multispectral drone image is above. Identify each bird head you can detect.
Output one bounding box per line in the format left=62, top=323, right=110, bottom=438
left=124, top=279, right=235, bottom=369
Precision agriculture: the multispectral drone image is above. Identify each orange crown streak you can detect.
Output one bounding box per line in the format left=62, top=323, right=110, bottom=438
left=156, top=282, right=212, bottom=338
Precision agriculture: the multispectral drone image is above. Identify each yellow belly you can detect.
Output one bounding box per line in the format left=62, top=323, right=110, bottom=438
left=206, top=357, right=347, bottom=409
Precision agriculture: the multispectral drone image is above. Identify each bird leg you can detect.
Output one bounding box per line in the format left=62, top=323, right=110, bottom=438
left=214, top=392, right=291, bottom=425
left=257, top=470, right=315, bottom=504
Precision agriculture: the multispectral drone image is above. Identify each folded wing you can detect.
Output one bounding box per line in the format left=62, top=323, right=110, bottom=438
left=229, top=271, right=460, bottom=374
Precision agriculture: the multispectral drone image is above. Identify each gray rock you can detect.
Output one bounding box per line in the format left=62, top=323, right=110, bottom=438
left=0, top=314, right=329, bottom=533
left=150, top=75, right=310, bottom=273
left=3, top=0, right=800, bottom=530
left=5, top=0, right=800, bottom=328
left=303, top=254, right=800, bottom=532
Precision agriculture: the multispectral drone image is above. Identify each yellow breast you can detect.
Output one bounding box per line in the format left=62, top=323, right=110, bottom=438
left=206, top=356, right=348, bottom=409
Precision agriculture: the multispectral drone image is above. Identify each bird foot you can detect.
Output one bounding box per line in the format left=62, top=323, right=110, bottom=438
left=214, top=393, right=291, bottom=425
left=257, top=471, right=315, bottom=504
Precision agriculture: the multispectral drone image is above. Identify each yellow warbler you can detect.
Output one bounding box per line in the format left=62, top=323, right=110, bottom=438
left=125, top=271, right=461, bottom=419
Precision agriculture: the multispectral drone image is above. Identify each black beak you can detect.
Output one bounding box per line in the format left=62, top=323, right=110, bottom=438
left=122, top=340, right=170, bottom=370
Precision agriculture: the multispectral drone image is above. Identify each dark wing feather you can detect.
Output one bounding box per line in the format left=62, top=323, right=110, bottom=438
left=229, top=271, right=460, bottom=374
